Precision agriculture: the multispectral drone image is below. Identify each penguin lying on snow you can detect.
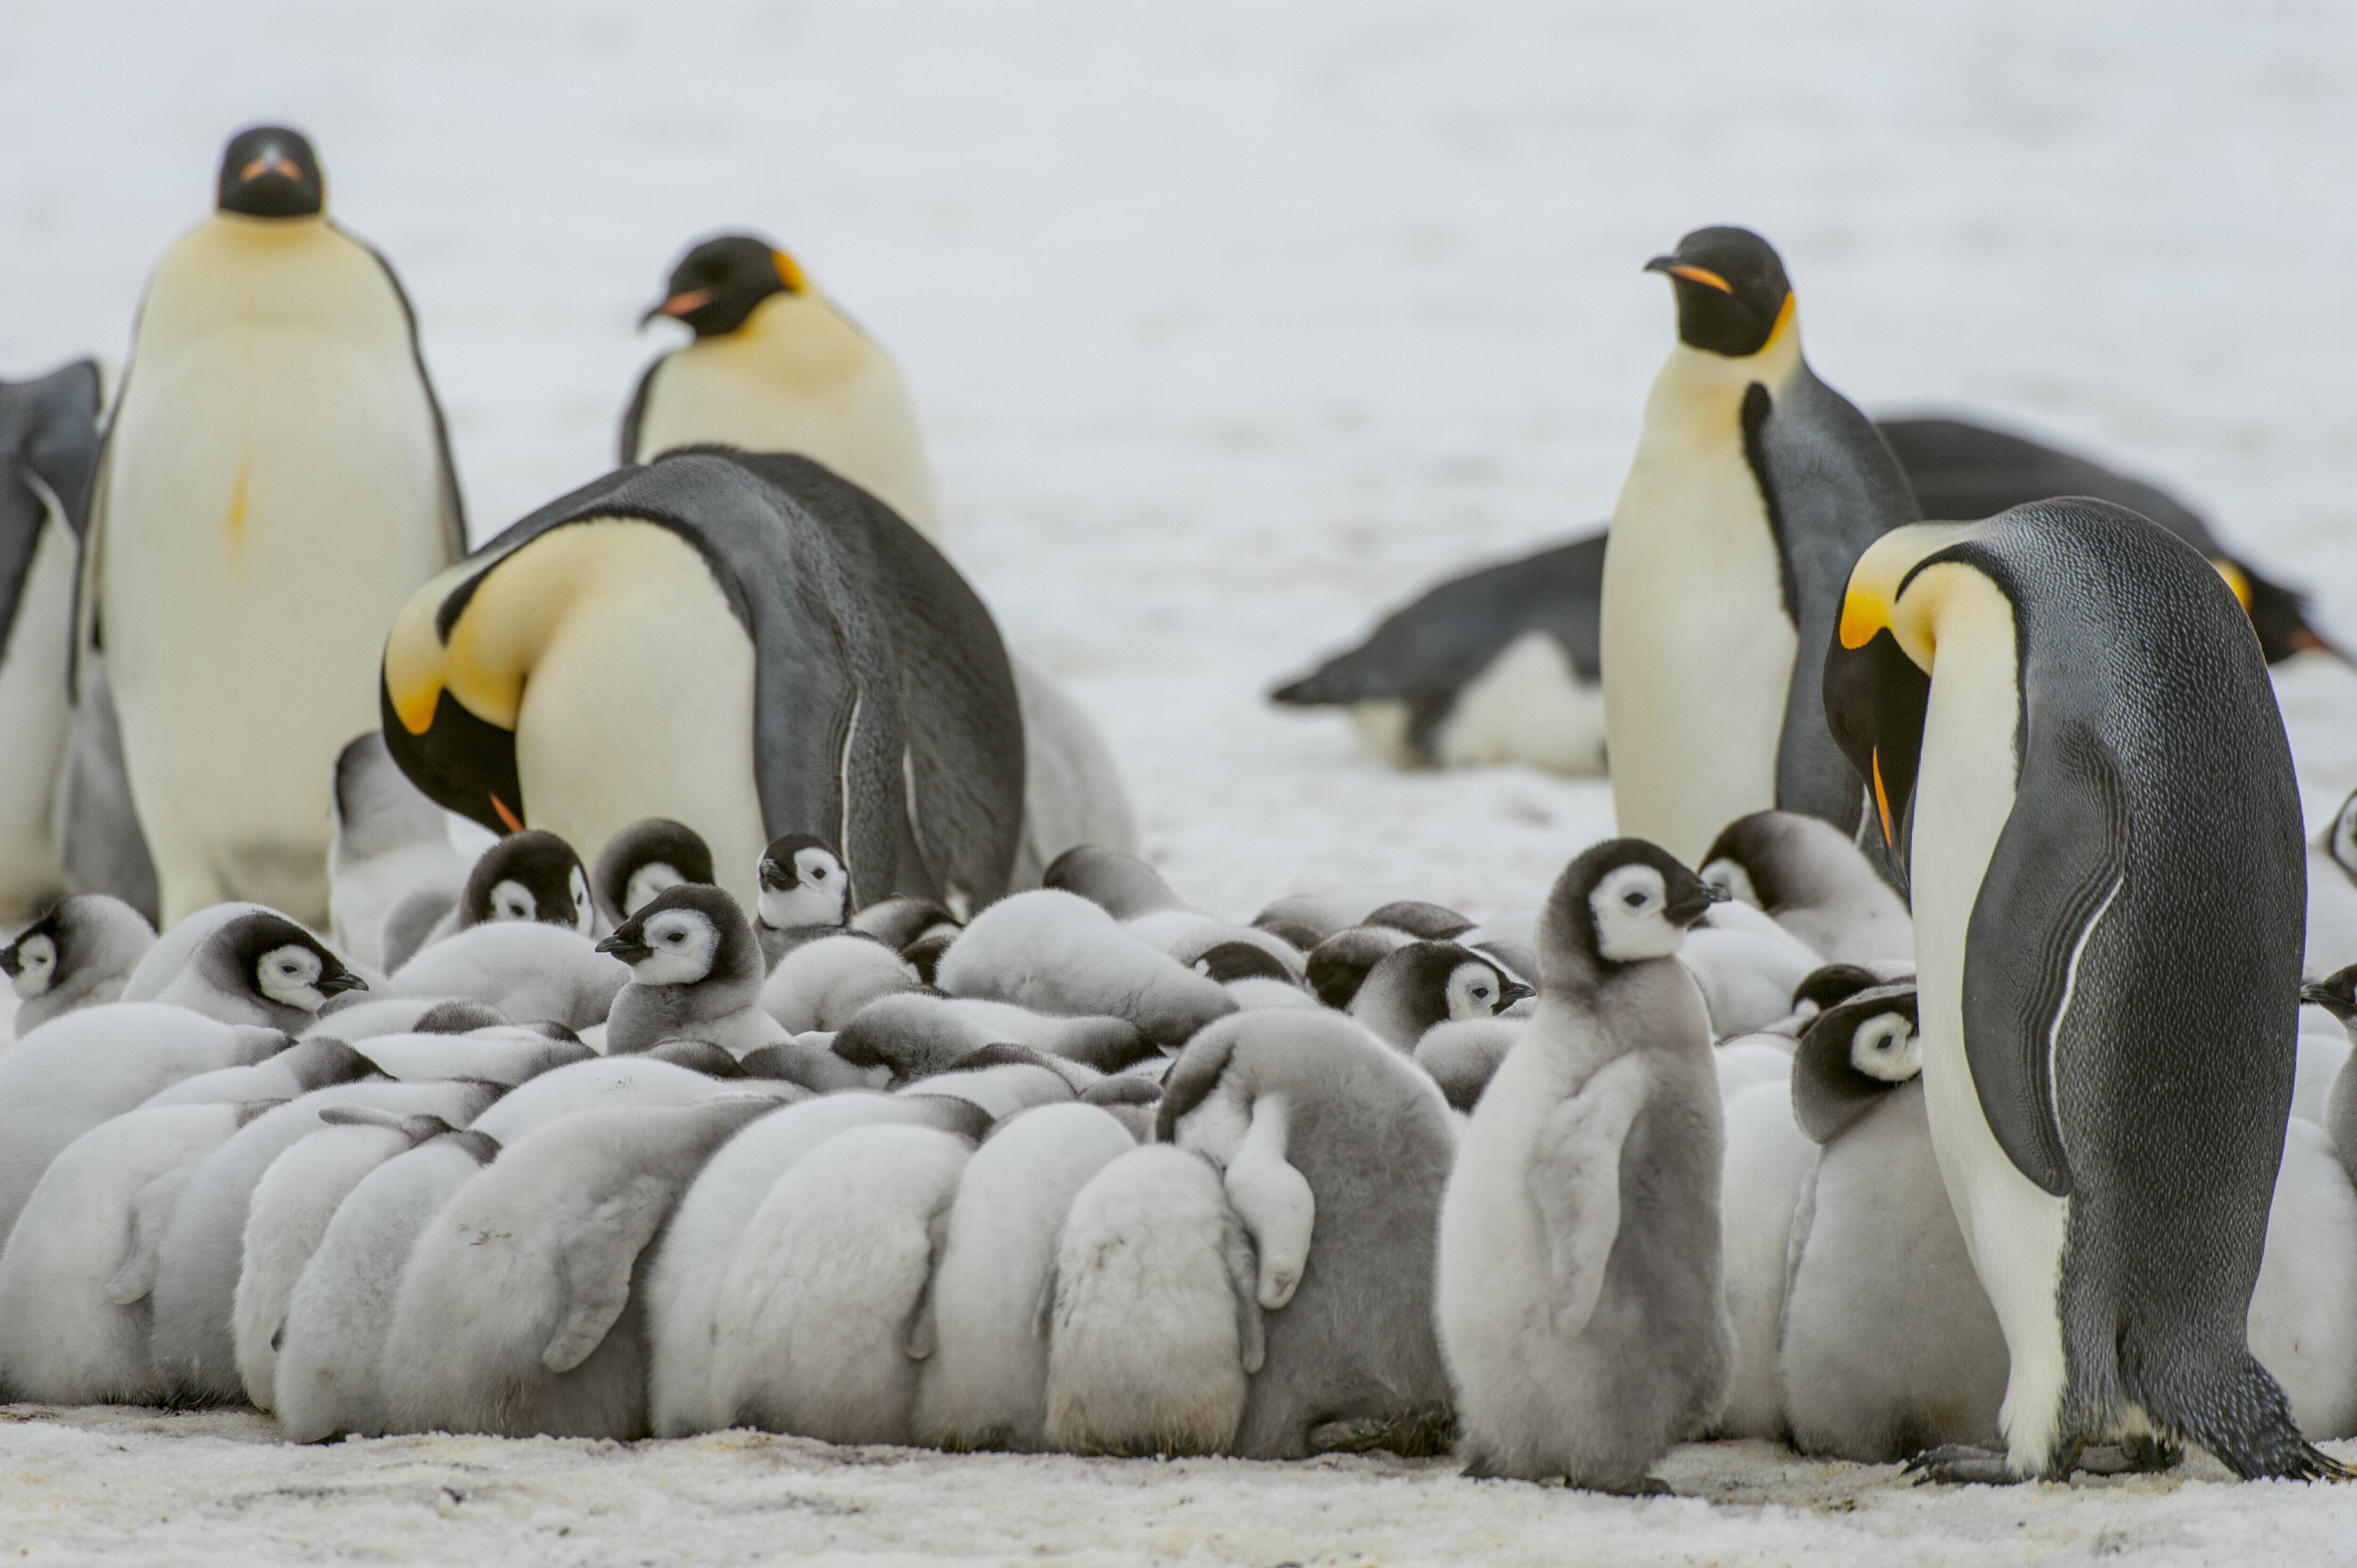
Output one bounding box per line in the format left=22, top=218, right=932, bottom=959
left=0, top=1100, right=268, bottom=1405
left=623, top=235, right=943, bottom=542
left=910, top=1102, right=1138, bottom=1453
left=1041, top=1143, right=1263, bottom=1457
left=387, top=920, right=627, bottom=1033
left=591, top=817, right=714, bottom=928
left=380, top=1095, right=780, bottom=1439
left=709, top=1123, right=973, bottom=1445
left=1778, top=985, right=2007, bottom=1461
left=1602, top=228, right=1915, bottom=868
left=760, top=932, right=921, bottom=1034
left=149, top=910, right=365, bottom=1031
left=1346, top=941, right=1531, bottom=1054
left=1436, top=839, right=1732, bottom=1492
left=1, top=894, right=154, bottom=1035
left=935, top=889, right=1236, bottom=1046
left=0, top=361, right=102, bottom=923
left=1827, top=498, right=2341, bottom=1482
left=1160, top=1010, right=1459, bottom=1458
left=81, top=124, right=464, bottom=928
left=327, top=732, right=472, bottom=971
left=274, top=1122, right=502, bottom=1441
left=599, top=883, right=788, bottom=1058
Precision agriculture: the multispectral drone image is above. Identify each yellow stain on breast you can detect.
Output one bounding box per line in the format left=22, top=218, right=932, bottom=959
left=224, top=460, right=249, bottom=547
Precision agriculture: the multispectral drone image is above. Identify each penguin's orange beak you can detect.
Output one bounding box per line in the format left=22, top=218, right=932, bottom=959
left=1644, top=256, right=1733, bottom=294
left=641, top=288, right=714, bottom=327
left=239, top=153, right=303, bottom=184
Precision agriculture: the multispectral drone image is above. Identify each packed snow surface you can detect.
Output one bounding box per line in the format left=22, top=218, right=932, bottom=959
left=7, top=0, right=2357, bottom=1560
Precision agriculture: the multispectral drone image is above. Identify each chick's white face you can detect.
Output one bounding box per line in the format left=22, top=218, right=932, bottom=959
left=1443, top=961, right=1507, bottom=1020
left=1848, top=1011, right=1920, bottom=1082
left=8, top=933, right=56, bottom=999
left=758, top=847, right=846, bottom=929
left=622, top=862, right=685, bottom=919
left=1700, top=857, right=1761, bottom=910
left=254, top=944, right=329, bottom=1010
left=1589, top=864, right=1688, bottom=963
left=631, top=907, right=720, bottom=986
left=2330, top=792, right=2357, bottom=878
left=488, top=878, right=539, bottom=924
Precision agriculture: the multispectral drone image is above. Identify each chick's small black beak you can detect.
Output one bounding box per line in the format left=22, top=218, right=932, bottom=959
left=317, top=969, right=369, bottom=996
left=0, top=944, right=18, bottom=979
left=597, top=932, right=651, bottom=963
left=1499, top=977, right=1537, bottom=1008
left=757, top=859, right=792, bottom=893
left=1665, top=885, right=1730, bottom=926
left=2301, top=979, right=2356, bottom=1019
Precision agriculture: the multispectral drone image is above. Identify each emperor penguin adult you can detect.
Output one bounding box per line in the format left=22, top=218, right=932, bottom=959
left=0, top=361, right=103, bottom=921
left=1601, top=227, right=1915, bottom=867
left=1434, top=838, right=1732, bottom=1492
left=81, top=125, right=465, bottom=928
left=622, top=235, right=942, bottom=543
left=379, top=447, right=1024, bottom=917
left=1823, top=497, right=2341, bottom=1482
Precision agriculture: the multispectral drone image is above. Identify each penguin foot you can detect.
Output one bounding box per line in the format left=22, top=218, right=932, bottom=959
left=1904, top=1443, right=2017, bottom=1486
left=1575, top=1474, right=1676, bottom=1498
left=1308, top=1418, right=1393, bottom=1455
left=1309, top=1410, right=1454, bottom=1458
left=2076, top=1437, right=2182, bottom=1476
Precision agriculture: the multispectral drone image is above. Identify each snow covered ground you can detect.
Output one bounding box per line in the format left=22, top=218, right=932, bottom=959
left=8, top=0, right=2357, bottom=1560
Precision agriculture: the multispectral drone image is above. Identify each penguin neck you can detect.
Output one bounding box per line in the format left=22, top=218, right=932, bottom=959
left=1532, top=955, right=1700, bottom=1078
left=1646, top=301, right=1806, bottom=434
left=688, top=290, right=870, bottom=385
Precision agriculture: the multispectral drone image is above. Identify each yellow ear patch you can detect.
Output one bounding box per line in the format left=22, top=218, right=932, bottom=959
left=1839, top=589, right=1891, bottom=651
left=773, top=250, right=807, bottom=293
left=1763, top=290, right=1797, bottom=350
left=2213, top=557, right=2252, bottom=612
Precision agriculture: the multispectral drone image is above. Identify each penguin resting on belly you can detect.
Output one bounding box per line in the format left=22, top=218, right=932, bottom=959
left=1601, top=227, right=1916, bottom=867
left=1825, top=498, right=2343, bottom=1482
left=622, top=235, right=942, bottom=544
left=379, top=447, right=1026, bottom=916
left=80, top=124, right=464, bottom=928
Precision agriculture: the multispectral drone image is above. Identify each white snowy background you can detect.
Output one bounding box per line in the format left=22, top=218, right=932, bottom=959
left=6, top=0, right=2357, bottom=1560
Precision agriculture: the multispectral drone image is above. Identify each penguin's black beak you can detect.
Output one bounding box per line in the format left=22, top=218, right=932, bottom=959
left=597, top=932, right=652, bottom=964
left=1644, top=255, right=1734, bottom=294
left=641, top=289, right=714, bottom=328
left=1498, top=976, right=1537, bottom=1008
left=1665, top=885, right=1729, bottom=926
left=757, top=858, right=793, bottom=893
left=0, top=942, right=19, bottom=979
left=2301, top=976, right=2357, bottom=1021
left=317, top=969, right=369, bottom=996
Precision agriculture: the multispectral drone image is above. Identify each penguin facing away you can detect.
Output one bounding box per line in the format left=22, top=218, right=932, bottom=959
left=0, top=361, right=104, bottom=920
left=82, top=124, right=464, bottom=928
left=1601, top=226, right=1915, bottom=866
left=1824, top=499, right=2340, bottom=1482
left=592, top=817, right=715, bottom=928
left=379, top=448, right=1024, bottom=917
left=622, top=235, right=942, bottom=542
left=1434, top=838, right=1732, bottom=1492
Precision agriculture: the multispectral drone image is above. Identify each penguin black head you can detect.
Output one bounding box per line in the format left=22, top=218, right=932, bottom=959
left=217, top=125, right=325, bottom=220
left=643, top=235, right=806, bottom=338
left=1195, top=941, right=1297, bottom=986
left=592, top=817, right=716, bottom=925
left=2302, top=965, right=2357, bottom=1024
left=1789, top=961, right=1887, bottom=1018
left=0, top=904, right=64, bottom=996
left=459, top=829, right=592, bottom=935
left=412, top=998, right=511, bottom=1035
left=1821, top=626, right=1932, bottom=883
left=598, top=882, right=762, bottom=989
left=1364, top=900, right=1475, bottom=941
left=756, top=833, right=847, bottom=931
left=1354, top=941, right=1534, bottom=1047
left=1790, top=982, right=1922, bottom=1144
left=211, top=912, right=367, bottom=1014
left=1540, top=838, right=1724, bottom=985
left=1644, top=226, right=1792, bottom=359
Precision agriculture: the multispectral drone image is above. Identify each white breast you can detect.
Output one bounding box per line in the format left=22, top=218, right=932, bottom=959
left=0, top=508, right=75, bottom=916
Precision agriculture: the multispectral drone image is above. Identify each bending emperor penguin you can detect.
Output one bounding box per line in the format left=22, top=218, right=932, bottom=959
left=82, top=125, right=464, bottom=928
left=379, top=448, right=1025, bottom=915
left=622, top=235, right=941, bottom=543
left=1434, top=838, right=1732, bottom=1492
left=1823, top=499, right=2341, bottom=1482
left=1601, top=227, right=1915, bottom=866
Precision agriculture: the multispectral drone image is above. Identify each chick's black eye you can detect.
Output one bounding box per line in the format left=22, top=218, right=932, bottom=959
left=1624, top=891, right=1645, bottom=908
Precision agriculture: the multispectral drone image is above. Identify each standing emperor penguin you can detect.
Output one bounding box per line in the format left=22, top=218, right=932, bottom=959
left=1824, top=498, right=2342, bottom=1482
left=82, top=125, right=465, bottom=928
left=622, top=236, right=941, bottom=543
left=1602, top=227, right=1915, bottom=867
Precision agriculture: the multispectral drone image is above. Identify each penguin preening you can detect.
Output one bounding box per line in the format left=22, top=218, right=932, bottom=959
left=0, top=361, right=103, bottom=920
left=1825, top=499, right=2341, bottom=1482
left=1434, top=839, right=1732, bottom=1492
left=621, top=235, right=942, bottom=543
left=379, top=448, right=1024, bottom=917
left=80, top=124, right=464, bottom=928
left=1601, top=227, right=1915, bottom=868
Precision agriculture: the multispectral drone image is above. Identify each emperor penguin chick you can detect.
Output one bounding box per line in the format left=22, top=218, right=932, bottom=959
left=592, top=817, right=715, bottom=928
left=0, top=894, right=155, bottom=1035
left=752, top=831, right=849, bottom=967
left=1601, top=227, right=1914, bottom=866
left=155, top=911, right=368, bottom=1031
left=623, top=234, right=942, bottom=541
left=709, top=1122, right=974, bottom=1444
left=86, top=124, right=464, bottom=928
left=1699, top=810, right=1912, bottom=965
left=380, top=1094, right=780, bottom=1439
left=600, top=883, right=788, bottom=1058
left=1160, top=1009, right=1459, bottom=1458
left=1435, top=839, right=1732, bottom=1492
left=1778, top=985, right=2007, bottom=1461
left=1041, top=1143, right=1263, bottom=1457
left=909, top=1101, right=1138, bottom=1452
left=936, top=889, right=1237, bottom=1046
left=1346, top=941, right=1532, bottom=1053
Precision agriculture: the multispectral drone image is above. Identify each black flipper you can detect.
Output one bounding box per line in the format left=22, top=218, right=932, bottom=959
left=618, top=356, right=662, bottom=467
left=0, top=361, right=101, bottom=665
left=1960, top=724, right=2130, bottom=1198
left=352, top=229, right=467, bottom=561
